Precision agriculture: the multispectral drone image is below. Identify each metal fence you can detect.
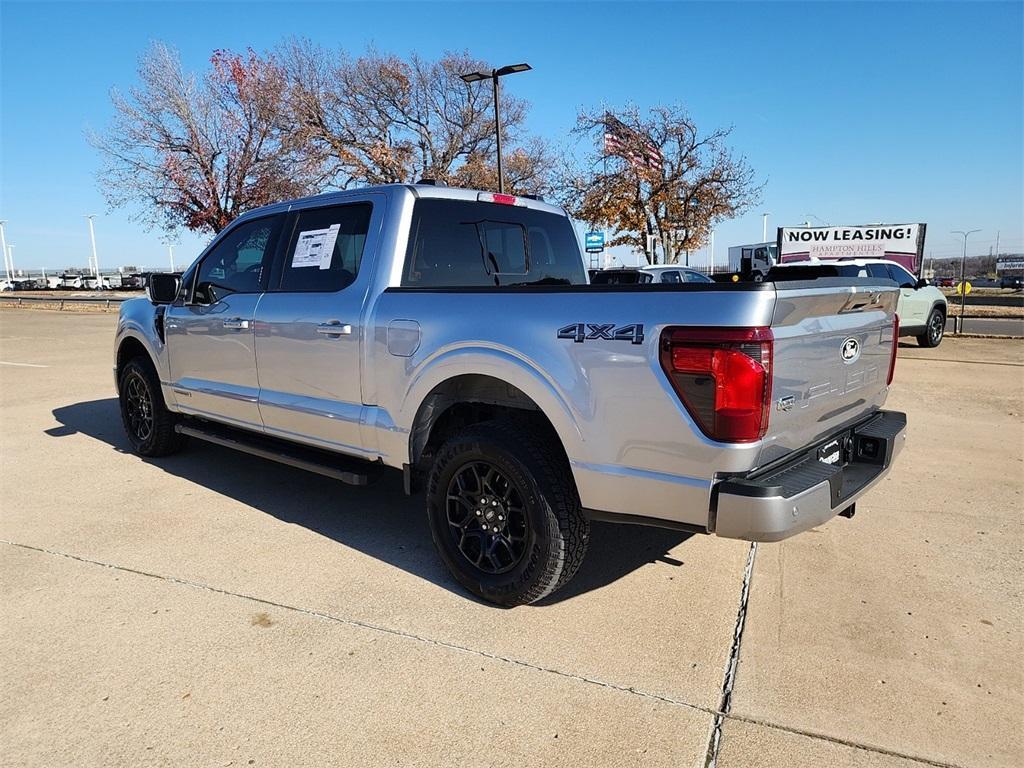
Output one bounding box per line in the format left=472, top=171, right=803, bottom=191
left=0, top=295, right=127, bottom=310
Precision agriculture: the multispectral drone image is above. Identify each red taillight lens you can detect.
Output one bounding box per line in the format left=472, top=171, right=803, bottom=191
left=660, top=327, right=773, bottom=443
left=887, top=314, right=899, bottom=386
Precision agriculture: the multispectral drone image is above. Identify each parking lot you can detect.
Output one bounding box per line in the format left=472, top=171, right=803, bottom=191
left=1, top=308, right=1021, bottom=767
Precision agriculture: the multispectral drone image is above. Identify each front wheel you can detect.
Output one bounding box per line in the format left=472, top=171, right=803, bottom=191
left=425, top=419, right=589, bottom=606
left=118, top=357, right=187, bottom=457
left=917, top=308, right=945, bottom=348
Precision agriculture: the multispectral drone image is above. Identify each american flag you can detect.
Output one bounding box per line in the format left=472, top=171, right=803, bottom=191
left=603, top=114, right=663, bottom=172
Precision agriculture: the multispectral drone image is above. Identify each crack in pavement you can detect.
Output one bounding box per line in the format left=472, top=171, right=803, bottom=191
left=1, top=538, right=972, bottom=768
left=898, top=357, right=1023, bottom=367
left=704, top=541, right=758, bottom=768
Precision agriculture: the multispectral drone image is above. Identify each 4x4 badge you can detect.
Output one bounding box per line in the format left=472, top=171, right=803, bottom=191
left=557, top=323, right=645, bottom=345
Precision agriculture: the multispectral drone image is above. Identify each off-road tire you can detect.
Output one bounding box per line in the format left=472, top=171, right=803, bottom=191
left=917, top=307, right=945, bottom=348
left=426, top=419, right=589, bottom=606
left=118, top=356, right=187, bottom=457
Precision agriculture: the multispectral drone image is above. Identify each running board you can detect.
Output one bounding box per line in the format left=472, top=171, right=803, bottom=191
left=175, top=422, right=374, bottom=486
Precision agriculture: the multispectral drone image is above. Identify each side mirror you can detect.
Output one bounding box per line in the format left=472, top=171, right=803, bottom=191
left=915, top=277, right=930, bottom=289
left=147, top=273, right=180, bottom=305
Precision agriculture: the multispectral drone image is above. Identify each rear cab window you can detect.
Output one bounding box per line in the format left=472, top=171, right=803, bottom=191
left=402, top=199, right=586, bottom=287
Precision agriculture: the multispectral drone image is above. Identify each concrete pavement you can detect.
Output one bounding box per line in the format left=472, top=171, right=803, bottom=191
left=1, top=309, right=1021, bottom=767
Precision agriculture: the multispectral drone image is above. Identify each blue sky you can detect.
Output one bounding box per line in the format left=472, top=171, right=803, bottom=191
left=1, top=0, right=1021, bottom=271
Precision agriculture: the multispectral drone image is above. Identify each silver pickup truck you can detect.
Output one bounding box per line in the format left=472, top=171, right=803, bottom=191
left=115, top=184, right=907, bottom=605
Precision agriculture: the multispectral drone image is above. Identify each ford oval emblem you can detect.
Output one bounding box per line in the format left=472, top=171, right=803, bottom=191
left=841, top=337, right=861, bottom=364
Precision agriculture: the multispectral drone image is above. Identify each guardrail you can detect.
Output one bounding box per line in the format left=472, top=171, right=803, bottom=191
left=945, top=294, right=1024, bottom=308
left=0, top=295, right=127, bottom=310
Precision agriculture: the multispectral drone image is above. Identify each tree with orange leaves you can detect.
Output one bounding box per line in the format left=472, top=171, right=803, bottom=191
left=91, top=43, right=322, bottom=234
left=279, top=41, right=554, bottom=194
left=559, top=106, right=762, bottom=264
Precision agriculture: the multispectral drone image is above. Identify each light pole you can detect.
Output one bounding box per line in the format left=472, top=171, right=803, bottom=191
left=761, top=212, right=771, bottom=243
left=0, top=220, right=9, bottom=281
left=6, top=245, right=14, bottom=278
left=168, top=244, right=175, bottom=272
left=460, top=63, right=532, bottom=194
left=86, top=215, right=101, bottom=289
left=951, top=229, right=980, bottom=334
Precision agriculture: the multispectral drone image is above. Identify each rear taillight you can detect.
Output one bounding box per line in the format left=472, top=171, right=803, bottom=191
left=660, top=327, right=773, bottom=443
left=887, top=314, right=899, bottom=386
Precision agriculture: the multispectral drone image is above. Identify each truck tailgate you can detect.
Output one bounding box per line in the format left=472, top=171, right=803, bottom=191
left=759, top=278, right=899, bottom=467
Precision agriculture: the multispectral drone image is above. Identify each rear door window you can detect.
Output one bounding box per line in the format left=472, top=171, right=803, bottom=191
left=867, top=264, right=891, bottom=280
left=660, top=270, right=682, bottom=284
left=403, top=199, right=586, bottom=287
left=277, top=203, right=372, bottom=292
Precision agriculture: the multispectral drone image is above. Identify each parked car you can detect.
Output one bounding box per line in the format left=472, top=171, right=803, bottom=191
left=60, top=274, right=85, bottom=289
left=120, top=273, right=148, bottom=290
left=0, top=279, right=13, bottom=292
left=640, top=265, right=714, bottom=284
left=1000, top=275, right=1024, bottom=290
left=115, top=183, right=906, bottom=606
left=83, top=277, right=113, bottom=290
left=588, top=267, right=652, bottom=285
left=770, top=258, right=947, bottom=348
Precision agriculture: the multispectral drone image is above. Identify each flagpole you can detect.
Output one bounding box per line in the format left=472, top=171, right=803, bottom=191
left=601, top=105, right=609, bottom=268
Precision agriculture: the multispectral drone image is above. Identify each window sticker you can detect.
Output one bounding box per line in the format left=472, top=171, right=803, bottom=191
left=291, top=224, right=341, bottom=269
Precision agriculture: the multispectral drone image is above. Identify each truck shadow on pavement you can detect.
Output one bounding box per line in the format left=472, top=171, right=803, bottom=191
left=47, top=398, right=693, bottom=606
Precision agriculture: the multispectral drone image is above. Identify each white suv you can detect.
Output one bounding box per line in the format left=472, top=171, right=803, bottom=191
left=775, top=258, right=947, bottom=347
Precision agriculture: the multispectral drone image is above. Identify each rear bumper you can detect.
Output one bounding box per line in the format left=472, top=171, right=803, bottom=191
left=713, top=410, right=907, bottom=542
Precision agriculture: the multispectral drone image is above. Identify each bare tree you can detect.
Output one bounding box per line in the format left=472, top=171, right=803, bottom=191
left=559, top=106, right=762, bottom=263
left=280, top=41, right=554, bottom=192
left=91, top=43, right=321, bottom=234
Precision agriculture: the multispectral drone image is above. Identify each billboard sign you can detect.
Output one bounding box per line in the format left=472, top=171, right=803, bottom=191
left=777, top=223, right=926, bottom=272
left=584, top=231, right=605, bottom=253
left=996, top=258, right=1024, bottom=272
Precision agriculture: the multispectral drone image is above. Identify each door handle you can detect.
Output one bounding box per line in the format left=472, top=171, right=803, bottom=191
left=316, top=321, right=353, bottom=337
left=222, top=318, right=250, bottom=330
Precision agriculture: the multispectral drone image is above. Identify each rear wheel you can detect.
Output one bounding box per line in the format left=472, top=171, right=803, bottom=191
left=917, top=308, right=945, bottom=348
left=118, top=357, right=187, bottom=457
left=425, top=419, right=589, bottom=606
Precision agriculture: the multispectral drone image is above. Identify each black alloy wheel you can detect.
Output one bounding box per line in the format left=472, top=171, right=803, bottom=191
left=445, top=460, right=529, bottom=575
left=117, top=357, right=187, bottom=457
left=917, top=308, right=945, bottom=348
left=425, top=419, right=590, bottom=606
left=123, top=371, right=154, bottom=444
